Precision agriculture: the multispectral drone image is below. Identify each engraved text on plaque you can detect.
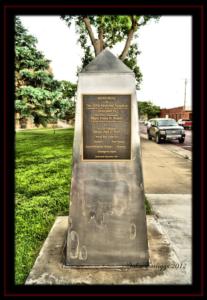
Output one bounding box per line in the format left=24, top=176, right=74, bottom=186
left=83, top=95, right=131, bottom=160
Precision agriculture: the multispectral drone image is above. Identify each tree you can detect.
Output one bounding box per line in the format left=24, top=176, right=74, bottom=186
left=58, top=80, right=76, bottom=100
left=138, top=101, right=160, bottom=119
left=15, top=17, right=51, bottom=88
left=15, top=17, right=54, bottom=127
left=61, top=15, right=160, bottom=88
left=50, top=81, right=77, bottom=125
left=15, top=17, right=77, bottom=128
left=58, top=81, right=77, bottom=122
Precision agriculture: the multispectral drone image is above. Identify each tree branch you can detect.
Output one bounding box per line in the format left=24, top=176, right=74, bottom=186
left=82, top=16, right=100, bottom=56
left=98, top=27, right=104, bottom=52
left=119, top=16, right=137, bottom=61
left=98, top=16, right=104, bottom=52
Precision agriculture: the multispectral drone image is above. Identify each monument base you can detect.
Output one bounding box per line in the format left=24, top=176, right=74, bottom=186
left=25, top=216, right=190, bottom=285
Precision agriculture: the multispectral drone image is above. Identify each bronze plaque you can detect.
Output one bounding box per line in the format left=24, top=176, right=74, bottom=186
left=83, top=95, right=131, bottom=160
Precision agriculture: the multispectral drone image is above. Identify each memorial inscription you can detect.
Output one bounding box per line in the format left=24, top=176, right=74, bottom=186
left=83, top=94, right=131, bottom=160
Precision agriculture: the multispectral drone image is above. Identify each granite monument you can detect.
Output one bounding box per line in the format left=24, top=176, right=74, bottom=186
left=66, top=49, right=149, bottom=266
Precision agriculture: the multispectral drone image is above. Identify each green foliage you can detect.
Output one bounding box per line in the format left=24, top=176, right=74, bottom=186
left=16, top=86, right=58, bottom=126
left=15, top=17, right=77, bottom=127
left=61, top=15, right=160, bottom=89
left=58, top=81, right=77, bottom=121
left=58, top=80, right=77, bottom=99
left=123, top=44, right=142, bottom=89
left=138, top=101, right=160, bottom=119
left=90, top=15, right=132, bottom=47
left=19, top=69, right=55, bottom=89
left=15, top=17, right=53, bottom=126
left=62, top=100, right=76, bottom=122
left=145, top=196, right=152, bottom=215
left=15, top=129, right=74, bottom=284
left=79, top=45, right=94, bottom=70
left=15, top=18, right=51, bottom=73
left=53, top=81, right=77, bottom=121
left=62, top=15, right=158, bottom=50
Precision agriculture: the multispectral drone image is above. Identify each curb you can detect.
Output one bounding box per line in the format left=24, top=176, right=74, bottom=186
left=140, top=133, right=192, bottom=161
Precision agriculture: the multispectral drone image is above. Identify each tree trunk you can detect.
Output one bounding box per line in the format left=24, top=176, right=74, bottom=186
left=83, top=17, right=100, bottom=56
left=82, top=15, right=137, bottom=58
left=98, top=26, right=104, bottom=52
left=119, top=15, right=137, bottom=61
left=119, top=29, right=134, bottom=61
left=94, top=39, right=101, bottom=56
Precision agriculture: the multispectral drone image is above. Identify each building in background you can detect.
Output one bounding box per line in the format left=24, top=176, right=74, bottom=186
left=159, top=106, right=192, bottom=121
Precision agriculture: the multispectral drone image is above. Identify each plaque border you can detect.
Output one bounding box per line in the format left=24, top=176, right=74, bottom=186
left=81, top=93, right=132, bottom=162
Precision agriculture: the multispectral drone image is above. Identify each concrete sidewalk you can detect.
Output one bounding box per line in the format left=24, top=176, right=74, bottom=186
left=140, top=136, right=192, bottom=194
left=25, top=209, right=192, bottom=285
left=146, top=194, right=192, bottom=283
left=25, top=194, right=192, bottom=285
left=141, top=135, right=192, bottom=282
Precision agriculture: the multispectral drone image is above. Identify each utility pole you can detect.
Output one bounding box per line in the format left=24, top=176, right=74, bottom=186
left=184, top=78, right=187, bottom=111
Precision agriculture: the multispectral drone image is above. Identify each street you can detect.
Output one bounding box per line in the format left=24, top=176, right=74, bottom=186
left=139, top=128, right=192, bottom=194
left=139, top=123, right=192, bottom=151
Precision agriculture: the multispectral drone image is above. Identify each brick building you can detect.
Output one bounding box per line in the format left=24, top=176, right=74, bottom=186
left=159, top=106, right=192, bottom=121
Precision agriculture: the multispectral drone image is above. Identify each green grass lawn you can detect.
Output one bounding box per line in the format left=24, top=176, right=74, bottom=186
left=15, top=128, right=74, bottom=284
left=15, top=128, right=151, bottom=284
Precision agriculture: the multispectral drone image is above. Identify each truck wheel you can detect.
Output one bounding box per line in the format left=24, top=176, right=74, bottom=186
left=179, top=138, right=185, bottom=144
left=148, top=133, right=152, bottom=140
left=155, top=134, right=160, bottom=144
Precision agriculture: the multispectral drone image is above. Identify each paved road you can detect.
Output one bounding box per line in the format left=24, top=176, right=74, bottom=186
left=177, top=129, right=192, bottom=151
left=140, top=134, right=192, bottom=194
left=139, top=123, right=192, bottom=151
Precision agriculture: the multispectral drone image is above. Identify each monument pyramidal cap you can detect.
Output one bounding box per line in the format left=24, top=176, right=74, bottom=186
left=66, top=49, right=149, bottom=266
left=82, top=49, right=133, bottom=73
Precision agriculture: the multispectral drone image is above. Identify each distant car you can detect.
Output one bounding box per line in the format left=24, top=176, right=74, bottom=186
left=177, top=119, right=192, bottom=129
left=147, top=118, right=185, bottom=144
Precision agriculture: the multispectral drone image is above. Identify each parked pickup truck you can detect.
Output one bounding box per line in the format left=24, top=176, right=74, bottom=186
left=147, top=118, right=185, bottom=144
left=178, top=119, right=192, bottom=129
